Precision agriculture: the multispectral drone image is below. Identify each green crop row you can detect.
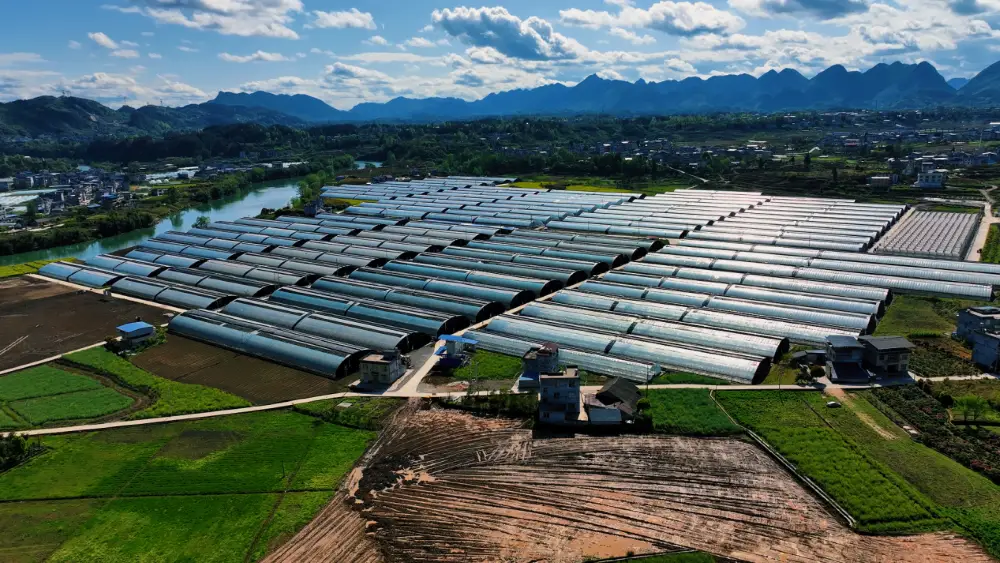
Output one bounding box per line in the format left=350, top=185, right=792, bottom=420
left=716, top=391, right=941, bottom=532
left=9, top=388, right=133, bottom=425
left=0, top=365, right=102, bottom=402
left=644, top=389, right=742, bottom=436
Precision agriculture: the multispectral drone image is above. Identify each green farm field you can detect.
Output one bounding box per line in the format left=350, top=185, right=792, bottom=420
left=0, top=410, right=374, bottom=562
left=453, top=350, right=523, bottom=381
left=10, top=388, right=133, bottom=426
left=64, top=348, right=249, bottom=419
left=718, top=389, right=1000, bottom=559
left=716, top=390, right=943, bottom=533
left=644, top=389, right=741, bottom=436
left=0, top=364, right=134, bottom=428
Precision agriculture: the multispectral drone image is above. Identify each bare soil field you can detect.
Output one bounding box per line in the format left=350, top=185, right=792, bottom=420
left=268, top=407, right=992, bottom=563
left=0, top=279, right=168, bottom=370
left=133, top=336, right=351, bottom=404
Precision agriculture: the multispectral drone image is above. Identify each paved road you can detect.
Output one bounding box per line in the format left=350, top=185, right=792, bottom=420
left=966, top=197, right=999, bottom=261
left=8, top=376, right=924, bottom=438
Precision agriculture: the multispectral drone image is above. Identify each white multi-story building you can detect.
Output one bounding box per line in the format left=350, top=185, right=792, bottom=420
left=915, top=169, right=948, bottom=188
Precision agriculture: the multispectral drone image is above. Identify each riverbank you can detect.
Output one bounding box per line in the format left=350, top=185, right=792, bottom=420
left=0, top=180, right=301, bottom=266
left=0, top=166, right=314, bottom=260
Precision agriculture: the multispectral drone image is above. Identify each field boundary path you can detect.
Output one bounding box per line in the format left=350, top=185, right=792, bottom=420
left=7, top=379, right=924, bottom=438
left=965, top=198, right=999, bottom=261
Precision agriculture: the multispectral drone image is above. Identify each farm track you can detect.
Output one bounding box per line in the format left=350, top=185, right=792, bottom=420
left=269, top=407, right=993, bottom=563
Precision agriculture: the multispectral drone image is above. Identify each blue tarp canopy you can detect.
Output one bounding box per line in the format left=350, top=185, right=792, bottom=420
left=118, top=321, right=154, bottom=333
left=440, top=334, right=478, bottom=345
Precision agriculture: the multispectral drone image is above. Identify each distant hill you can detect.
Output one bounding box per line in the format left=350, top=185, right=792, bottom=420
left=326, top=59, right=996, bottom=121
left=957, top=61, right=1000, bottom=106
left=210, top=91, right=347, bottom=122
left=0, top=96, right=305, bottom=138
left=948, top=78, right=970, bottom=90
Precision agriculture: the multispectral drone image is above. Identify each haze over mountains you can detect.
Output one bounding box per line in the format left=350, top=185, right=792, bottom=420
left=2, top=60, right=999, bottom=138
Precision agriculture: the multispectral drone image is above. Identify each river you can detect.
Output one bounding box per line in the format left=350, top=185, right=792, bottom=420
left=0, top=179, right=301, bottom=266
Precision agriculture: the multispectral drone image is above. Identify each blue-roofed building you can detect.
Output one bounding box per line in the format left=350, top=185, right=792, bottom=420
left=117, top=321, right=155, bottom=348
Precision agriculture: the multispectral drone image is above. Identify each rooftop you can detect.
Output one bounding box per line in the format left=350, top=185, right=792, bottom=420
left=117, top=321, right=154, bottom=333
left=827, top=335, right=864, bottom=349
left=859, top=336, right=915, bottom=351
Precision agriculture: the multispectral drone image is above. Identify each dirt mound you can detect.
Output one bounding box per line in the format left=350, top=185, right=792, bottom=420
left=267, top=408, right=992, bottom=563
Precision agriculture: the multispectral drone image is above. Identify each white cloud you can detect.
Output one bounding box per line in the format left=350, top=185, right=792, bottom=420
left=610, top=27, right=657, bottom=44
left=403, top=37, right=437, bottom=48
left=178, top=46, right=199, bottom=53
left=561, top=2, right=745, bottom=36
left=108, top=0, right=304, bottom=39
left=310, top=47, right=336, bottom=56
left=111, top=49, right=141, bottom=58
left=141, top=31, right=155, bottom=37
left=310, top=8, right=376, bottom=29
left=364, top=35, right=390, bottom=46
left=597, top=68, right=627, bottom=80
left=120, top=40, right=140, bottom=48
left=420, top=24, right=434, bottom=33
left=68, top=40, right=82, bottom=50
left=218, top=50, right=291, bottom=62
left=59, top=71, right=207, bottom=106
left=432, top=6, right=589, bottom=60
left=148, top=53, right=163, bottom=59
left=88, top=32, right=118, bottom=49
left=0, top=53, right=45, bottom=66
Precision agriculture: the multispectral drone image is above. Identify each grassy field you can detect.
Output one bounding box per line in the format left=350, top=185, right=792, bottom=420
left=453, top=350, right=523, bottom=381
left=716, top=391, right=943, bottom=533
left=0, top=408, right=19, bottom=429
left=0, top=258, right=69, bottom=279
left=984, top=225, right=1000, bottom=264
left=294, top=397, right=403, bottom=430
left=0, top=364, right=134, bottom=428
left=649, top=371, right=730, bottom=385
left=0, top=410, right=374, bottom=562
left=837, top=390, right=1000, bottom=558
left=644, top=389, right=741, bottom=436
left=64, top=348, right=250, bottom=419
left=0, top=365, right=103, bottom=401
left=10, top=388, right=134, bottom=425
left=908, top=338, right=981, bottom=378
left=875, top=295, right=983, bottom=337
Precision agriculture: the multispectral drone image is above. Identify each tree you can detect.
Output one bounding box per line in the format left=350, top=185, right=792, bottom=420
left=193, top=215, right=210, bottom=229
left=23, top=200, right=38, bottom=227
left=803, top=152, right=812, bottom=170
left=955, top=395, right=988, bottom=424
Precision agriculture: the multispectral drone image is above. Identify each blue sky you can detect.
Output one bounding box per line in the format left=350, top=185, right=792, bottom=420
left=1, top=1, right=999, bottom=109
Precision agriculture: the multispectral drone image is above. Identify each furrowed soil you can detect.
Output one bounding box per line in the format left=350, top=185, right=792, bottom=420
left=266, top=407, right=991, bottom=563
left=0, top=278, right=169, bottom=370
left=133, top=336, right=352, bottom=404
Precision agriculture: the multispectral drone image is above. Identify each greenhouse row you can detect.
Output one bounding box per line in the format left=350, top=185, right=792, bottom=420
left=871, top=211, right=980, bottom=260
left=647, top=245, right=995, bottom=298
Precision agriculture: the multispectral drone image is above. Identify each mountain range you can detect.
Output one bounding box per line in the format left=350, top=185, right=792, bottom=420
left=1, top=60, right=998, bottom=138
left=0, top=96, right=305, bottom=138
left=210, top=60, right=1000, bottom=123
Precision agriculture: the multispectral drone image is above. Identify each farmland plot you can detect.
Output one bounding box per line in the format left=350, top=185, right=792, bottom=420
left=269, top=408, right=990, bottom=563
